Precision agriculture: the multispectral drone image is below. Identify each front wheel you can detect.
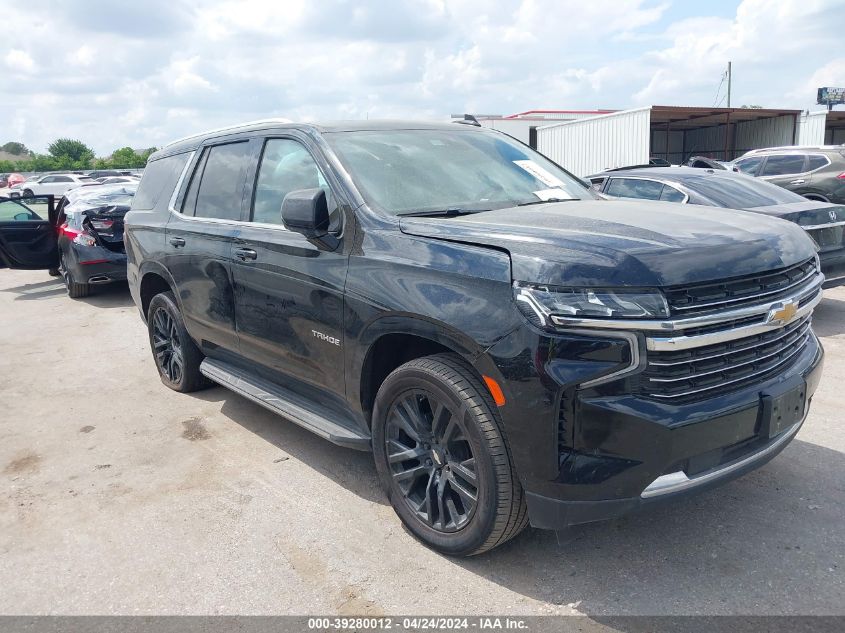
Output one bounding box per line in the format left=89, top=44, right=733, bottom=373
left=146, top=291, right=210, bottom=393
left=372, top=353, right=528, bottom=556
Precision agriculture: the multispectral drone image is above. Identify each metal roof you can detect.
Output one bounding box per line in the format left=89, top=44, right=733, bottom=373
left=649, top=105, right=802, bottom=130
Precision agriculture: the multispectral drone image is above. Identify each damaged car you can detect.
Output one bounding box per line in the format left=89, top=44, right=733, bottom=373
left=53, top=183, right=137, bottom=297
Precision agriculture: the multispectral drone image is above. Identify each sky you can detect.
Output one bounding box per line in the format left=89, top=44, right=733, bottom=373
left=1, top=0, right=843, bottom=155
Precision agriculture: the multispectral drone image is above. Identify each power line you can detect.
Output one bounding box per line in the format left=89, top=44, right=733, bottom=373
left=713, top=70, right=727, bottom=107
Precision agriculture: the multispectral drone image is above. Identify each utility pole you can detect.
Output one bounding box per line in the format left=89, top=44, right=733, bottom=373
left=726, top=61, right=732, bottom=108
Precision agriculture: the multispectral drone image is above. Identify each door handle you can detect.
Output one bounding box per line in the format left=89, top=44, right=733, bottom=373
left=169, top=237, right=186, bottom=247
left=789, top=179, right=805, bottom=185
left=235, top=247, right=258, bottom=261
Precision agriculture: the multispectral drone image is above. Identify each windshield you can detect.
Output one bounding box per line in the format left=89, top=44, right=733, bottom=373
left=325, top=128, right=594, bottom=215
left=685, top=174, right=806, bottom=208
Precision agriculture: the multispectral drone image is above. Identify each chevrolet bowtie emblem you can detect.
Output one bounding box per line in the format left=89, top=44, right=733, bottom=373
left=767, top=301, right=798, bottom=326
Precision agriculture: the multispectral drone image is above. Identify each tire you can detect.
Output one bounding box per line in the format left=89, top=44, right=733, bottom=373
left=22, top=189, right=33, bottom=198
left=146, top=291, right=211, bottom=393
left=59, top=254, right=90, bottom=299
left=372, top=353, right=528, bottom=556
left=48, top=268, right=60, bottom=277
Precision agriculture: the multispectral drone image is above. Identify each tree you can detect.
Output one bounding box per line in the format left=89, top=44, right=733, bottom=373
left=47, top=138, right=95, bottom=167
left=110, top=146, right=140, bottom=168
left=1, top=141, right=30, bottom=156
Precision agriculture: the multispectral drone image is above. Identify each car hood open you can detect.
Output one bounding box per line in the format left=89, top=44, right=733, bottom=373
left=399, top=200, right=818, bottom=287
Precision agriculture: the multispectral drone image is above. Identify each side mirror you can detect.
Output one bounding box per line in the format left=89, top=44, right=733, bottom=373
left=280, top=188, right=338, bottom=251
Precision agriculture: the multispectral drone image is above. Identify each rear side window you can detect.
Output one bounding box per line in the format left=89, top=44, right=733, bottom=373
left=192, top=142, right=250, bottom=221
left=133, top=152, right=191, bottom=211
left=606, top=178, right=663, bottom=200
left=807, top=155, right=830, bottom=171
left=761, top=155, right=806, bottom=176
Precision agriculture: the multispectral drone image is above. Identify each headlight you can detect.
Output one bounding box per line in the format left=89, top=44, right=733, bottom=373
left=514, top=282, right=669, bottom=328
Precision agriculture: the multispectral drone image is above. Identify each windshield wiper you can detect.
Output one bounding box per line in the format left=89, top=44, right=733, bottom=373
left=397, top=208, right=487, bottom=218
left=517, top=198, right=576, bottom=206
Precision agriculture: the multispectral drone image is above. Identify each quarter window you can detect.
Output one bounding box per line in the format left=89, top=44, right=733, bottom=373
left=659, top=185, right=686, bottom=202
left=807, top=155, right=830, bottom=171
left=761, top=155, right=806, bottom=177
left=133, top=152, right=191, bottom=211
left=251, top=139, right=337, bottom=227
left=191, top=142, right=250, bottom=221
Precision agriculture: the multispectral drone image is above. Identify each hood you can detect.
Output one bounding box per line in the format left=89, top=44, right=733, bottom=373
left=747, top=200, right=845, bottom=227
left=399, top=200, right=817, bottom=287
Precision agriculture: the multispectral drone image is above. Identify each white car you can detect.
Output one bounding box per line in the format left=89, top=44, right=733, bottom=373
left=15, top=174, right=97, bottom=198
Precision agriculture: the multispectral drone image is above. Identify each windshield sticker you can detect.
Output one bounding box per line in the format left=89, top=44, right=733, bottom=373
left=533, top=188, right=575, bottom=201
left=514, top=160, right=566, bottom=188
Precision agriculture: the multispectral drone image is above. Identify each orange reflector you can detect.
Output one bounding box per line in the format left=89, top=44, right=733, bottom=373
left=482, top=375, right=506, bottom=407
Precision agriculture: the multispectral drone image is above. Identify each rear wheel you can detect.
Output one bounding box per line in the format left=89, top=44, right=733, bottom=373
left=22, top=189, right=33, bottom=198
left=372, top=353, right=528, bottom=556
left=147, top=291, right=210, bottom=393
left=59, top=253, right=90, bottom=299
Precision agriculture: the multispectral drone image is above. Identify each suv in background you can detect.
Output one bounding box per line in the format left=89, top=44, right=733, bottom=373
left=732, top=145, right=845, bottom=204
left=44, top=119, right=821, bottom=556
left=16, top=173, right=97, bottom=198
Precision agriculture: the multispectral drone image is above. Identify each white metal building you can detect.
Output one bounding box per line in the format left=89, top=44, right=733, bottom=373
left=798, top=110, right=845, bottom=145
left=452, top=110, right=615, bottom=147
left=536, top=105, right=809, bottom=177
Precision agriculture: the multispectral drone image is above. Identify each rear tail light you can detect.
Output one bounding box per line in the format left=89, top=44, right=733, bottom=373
left=837, top=172, right=845, bottom=179
left=59, top=222, right=96, bottom=246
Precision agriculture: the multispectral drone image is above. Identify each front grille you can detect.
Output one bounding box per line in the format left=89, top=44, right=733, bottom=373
left=664, top=258, right=817, bottom=315
left=641, top=315, right=812, bottom=401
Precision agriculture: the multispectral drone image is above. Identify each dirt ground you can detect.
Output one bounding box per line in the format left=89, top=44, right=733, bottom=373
left=0, top=269, right=843, bottom=616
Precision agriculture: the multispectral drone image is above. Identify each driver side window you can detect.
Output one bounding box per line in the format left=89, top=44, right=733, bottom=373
left=0, top=199, right=41, bottom=222
left=251, top=138, right=338, bottom=228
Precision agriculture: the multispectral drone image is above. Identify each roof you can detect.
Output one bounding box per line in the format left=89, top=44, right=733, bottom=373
left=649, top=105, right=802, bottom=130
left=154, top=119, right=489, bottom=159
left=503, top=109, right=617, bottom=119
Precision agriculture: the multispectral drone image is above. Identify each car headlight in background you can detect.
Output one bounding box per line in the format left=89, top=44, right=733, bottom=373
left=514, top=282, right=669, bottom=328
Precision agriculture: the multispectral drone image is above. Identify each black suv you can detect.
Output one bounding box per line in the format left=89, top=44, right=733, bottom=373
left=117, top=121, right=826, bottom=555
left=732, top=145, right=845, bottom=204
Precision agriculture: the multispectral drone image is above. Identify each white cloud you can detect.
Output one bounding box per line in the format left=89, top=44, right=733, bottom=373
left=4, top=49, right=36, bottom=72
left=0, top=0, right=842, bottom=154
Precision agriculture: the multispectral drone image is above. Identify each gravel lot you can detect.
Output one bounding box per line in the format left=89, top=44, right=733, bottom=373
left=1, top=269, right=843, bottom=616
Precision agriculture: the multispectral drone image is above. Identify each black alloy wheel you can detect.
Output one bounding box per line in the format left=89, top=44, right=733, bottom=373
left=372, top=353, right=528, bottom=555
left=385, top=390, right=479, bottom=532
left=151, top=306, right=184, bottom=384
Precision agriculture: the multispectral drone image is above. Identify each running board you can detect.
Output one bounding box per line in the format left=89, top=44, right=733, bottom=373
left=200, top=358, right=371, bottom=451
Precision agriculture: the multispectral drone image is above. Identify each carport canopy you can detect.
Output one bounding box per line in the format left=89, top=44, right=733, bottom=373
left=649, top=105, right=802, bottom=163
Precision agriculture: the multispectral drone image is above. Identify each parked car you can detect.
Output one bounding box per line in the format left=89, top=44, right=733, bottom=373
left=15, top=173, right=97, bottom=198
left=2, top=120, right=825, bottom=555
left=86, top=170, right=122, bottom=180
left=729, top=145, right=845, bottom=204
left=587, top=166, right=845, bottom=287
left=51, top=183, right=137, bottom=297
left=97, top=176, right=140, bottom=185
left=0, top=173, right=25, bottom=189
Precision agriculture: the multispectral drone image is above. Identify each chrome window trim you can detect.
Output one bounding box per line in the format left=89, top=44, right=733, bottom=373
left=167, top=150, right=196, bottom=214
left=641, top=414, right=805, bottom=498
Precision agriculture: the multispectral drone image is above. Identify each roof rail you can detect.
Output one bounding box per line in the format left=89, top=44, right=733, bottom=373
left=743, top=144, right=845, bottom=155
left=164, top=118, right=293, bottom=148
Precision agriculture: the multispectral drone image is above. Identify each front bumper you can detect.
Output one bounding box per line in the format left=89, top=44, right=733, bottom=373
left=482, top=282, right=825, bottom=531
